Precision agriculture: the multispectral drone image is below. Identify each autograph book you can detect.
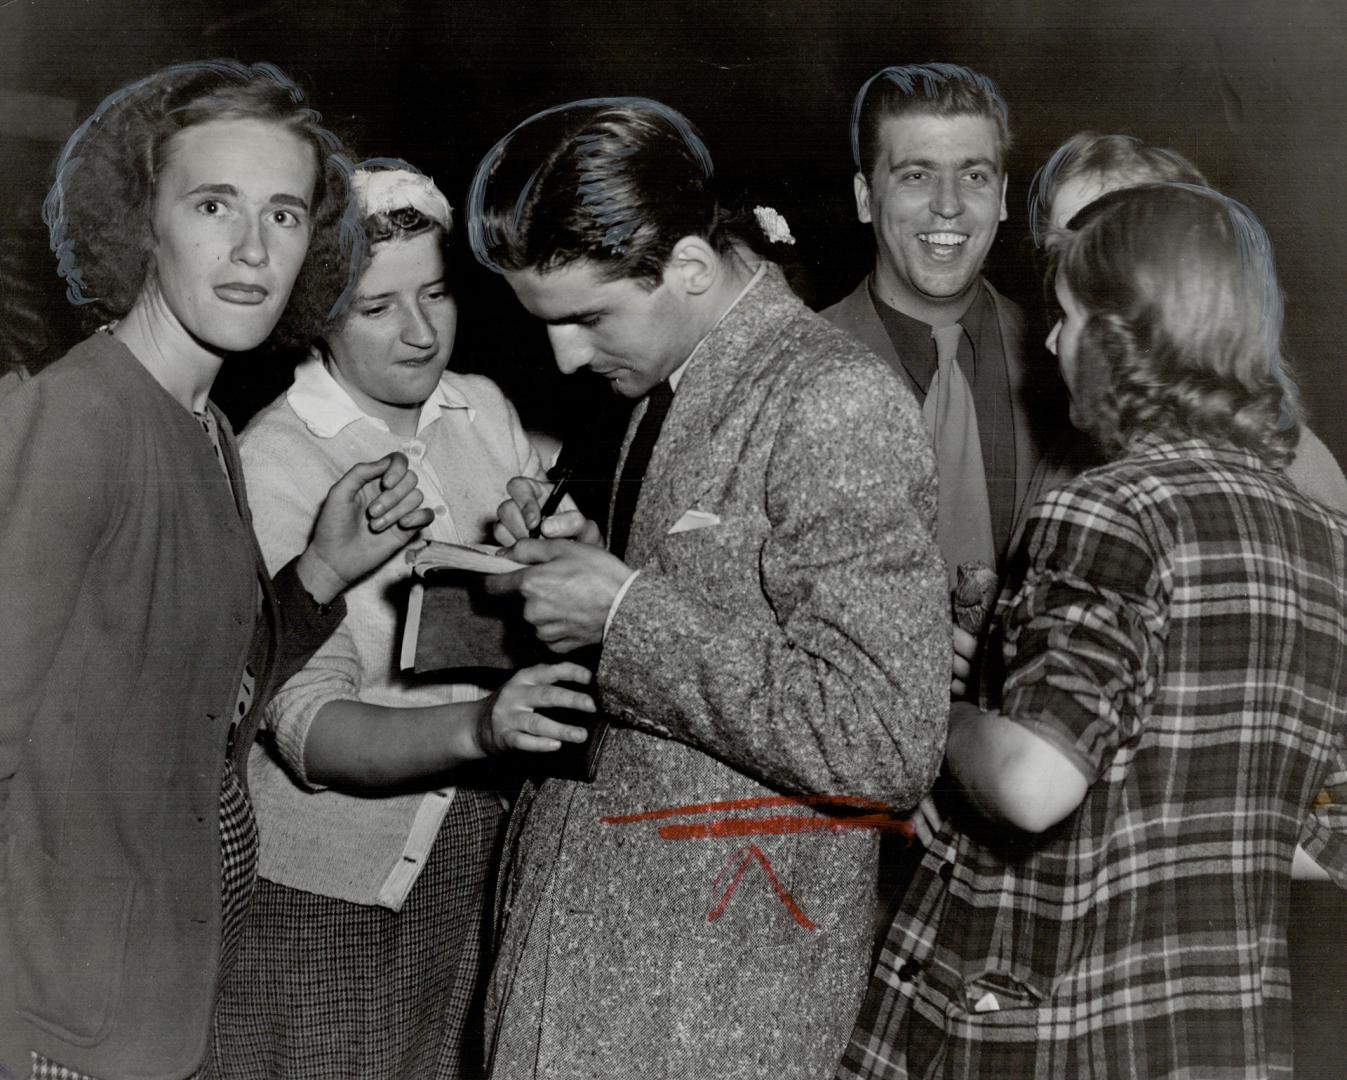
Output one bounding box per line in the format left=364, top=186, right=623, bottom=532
left=398, top=541, right=607, bottom=782
left=398, top=543, right=528, bottom=675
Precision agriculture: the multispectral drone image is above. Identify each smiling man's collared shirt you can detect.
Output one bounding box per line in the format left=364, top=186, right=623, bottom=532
left=870, top=278, right=1018, bottom=563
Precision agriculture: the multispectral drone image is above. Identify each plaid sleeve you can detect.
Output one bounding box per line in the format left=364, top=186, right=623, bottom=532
left=1299, top=739, right=1347, bottom=888
left=1000, top=478, right=1168, bottom=781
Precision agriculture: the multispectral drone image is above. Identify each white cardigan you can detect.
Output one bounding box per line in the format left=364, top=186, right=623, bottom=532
left=239, top=355, right=544, bottom=909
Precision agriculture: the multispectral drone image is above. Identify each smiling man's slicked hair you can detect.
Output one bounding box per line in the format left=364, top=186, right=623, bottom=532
left=851, top=63, right=1012, bottom=178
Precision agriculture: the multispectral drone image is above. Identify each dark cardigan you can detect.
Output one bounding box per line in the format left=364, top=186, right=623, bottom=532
left=0, top=334, right=344, bottom=1078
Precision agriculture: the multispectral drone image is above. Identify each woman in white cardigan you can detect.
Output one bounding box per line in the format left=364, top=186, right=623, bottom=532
left=213, top=162, right=593, bottom=1079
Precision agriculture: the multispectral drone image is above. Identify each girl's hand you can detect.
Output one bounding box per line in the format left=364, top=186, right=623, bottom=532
left=909, top=793, right=944, bottom=848
left=951, top=624, right=979, bottom=698
left=478, top=663, right=596, bottom=755
left=300, top=453, right=434, bottom=602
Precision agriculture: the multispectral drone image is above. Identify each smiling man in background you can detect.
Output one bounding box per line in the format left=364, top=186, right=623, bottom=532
left=824, top=63, right=1054, bottom=588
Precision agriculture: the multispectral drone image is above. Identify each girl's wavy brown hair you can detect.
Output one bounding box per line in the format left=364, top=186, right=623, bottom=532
left=43, top=59, right=352, bottom=346
left=1055, top=182, right=1300, bottom=468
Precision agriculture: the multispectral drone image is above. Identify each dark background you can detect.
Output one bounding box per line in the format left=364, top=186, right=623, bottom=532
left=3, top=0, right=1344, bottom=453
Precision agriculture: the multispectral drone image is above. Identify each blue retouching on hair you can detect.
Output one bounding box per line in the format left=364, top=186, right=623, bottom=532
left=1221, top=192, right=1294, bottom=428
left=849, top=62, right=1009, bottom=172
left=466, top=96, right=714, bottom=274
left=1082, top=181, right=1293, bottom=428
left=326, top=155, right=418, bottom=321
left=1027, top=135, right=1111, bottom=249
left=1160, top=182, right=1289, bottom=424
left=576, top=134, right=644, bottom=255
left=42, top=59, right=307, bottom=307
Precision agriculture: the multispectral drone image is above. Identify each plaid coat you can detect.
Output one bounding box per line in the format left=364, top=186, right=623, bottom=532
left=485, top=266, right=950, bottom=1080
left=840, top=435, right=1347, bottom=1080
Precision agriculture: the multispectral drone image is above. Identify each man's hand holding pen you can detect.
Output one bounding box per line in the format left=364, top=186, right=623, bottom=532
left=488, top=474, right=634, bottom=653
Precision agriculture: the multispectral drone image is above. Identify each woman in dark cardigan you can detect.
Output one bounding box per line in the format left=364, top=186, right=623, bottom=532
left=0, top=60, right=432, bottom=1080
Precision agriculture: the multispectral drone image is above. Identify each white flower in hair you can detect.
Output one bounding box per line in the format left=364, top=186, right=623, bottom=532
left=351, top=168, right=453, bottom=231
left=753, top=205, right=795, bottom=246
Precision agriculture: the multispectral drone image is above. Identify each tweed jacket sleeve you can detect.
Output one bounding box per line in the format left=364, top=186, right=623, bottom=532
left=598, top=315, right=950, bottom=809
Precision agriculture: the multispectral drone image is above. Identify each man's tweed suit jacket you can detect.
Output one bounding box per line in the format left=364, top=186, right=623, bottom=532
left=485, top=266, right=950, bottom=1080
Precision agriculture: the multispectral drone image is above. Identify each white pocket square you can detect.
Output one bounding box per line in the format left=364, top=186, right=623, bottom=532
left=668, top=509, right=721, bottom=534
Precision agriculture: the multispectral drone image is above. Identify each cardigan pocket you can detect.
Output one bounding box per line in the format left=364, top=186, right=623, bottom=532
left=10, top=844, right=134, bottom=1045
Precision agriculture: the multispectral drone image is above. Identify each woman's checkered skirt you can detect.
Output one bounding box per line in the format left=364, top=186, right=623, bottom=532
left=210, top=786, right=506, bottom=1079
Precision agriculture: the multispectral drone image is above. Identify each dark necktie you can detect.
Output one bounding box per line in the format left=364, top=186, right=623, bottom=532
left=608, top=379, right=675, bottom=560
left=539, top=379, right=674, bottom=785
left=925, top=322, right=994, bottom=587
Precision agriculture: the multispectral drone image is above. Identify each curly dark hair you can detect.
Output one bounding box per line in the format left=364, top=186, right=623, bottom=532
left=43, top=59, right=351, bottom=346
left=1056, top=183, right=1300, bottom=468
left=466, top=98, right=775, bottom=287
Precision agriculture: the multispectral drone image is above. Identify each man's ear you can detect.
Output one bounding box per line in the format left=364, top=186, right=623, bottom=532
left=999, top=174, right=1009, bottom=224
left=853, top=172, right=873, bottom=225
left=666, top=235, right=719, bottom=296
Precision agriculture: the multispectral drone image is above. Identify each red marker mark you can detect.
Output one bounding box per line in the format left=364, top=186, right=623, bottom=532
left=602, top=793, right=914, bottom=931
left=710, top=843, right=817, bottom=930
left=600, top=793, right=892, bottom=826
left=659, top=811, right=912, bottom=841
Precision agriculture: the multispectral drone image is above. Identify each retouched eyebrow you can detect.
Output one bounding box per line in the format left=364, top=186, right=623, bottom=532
left=184, top=183, right=311, bottom=211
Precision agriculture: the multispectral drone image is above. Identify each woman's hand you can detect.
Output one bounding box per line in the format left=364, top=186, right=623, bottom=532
left=298, top=452, right=435, bottom=603
left=909, top=793, right=945, bottom=849
left=951, top=624, right=979, bottom=699
left=477, top=662, right=596, bottom=755
left=493, top=475, right=603, bottom=547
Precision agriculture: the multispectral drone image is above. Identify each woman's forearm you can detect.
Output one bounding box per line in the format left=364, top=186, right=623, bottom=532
left=945, top=701, right=1090, bottom=833
left=303, top=697, right=488, bottom=789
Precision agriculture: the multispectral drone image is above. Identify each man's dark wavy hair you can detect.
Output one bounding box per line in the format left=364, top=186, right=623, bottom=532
left=42, top=59, right=351, bottom=346
left=466, top=97, right=761, bottom=288
left=1056, top=182, right=1299, bottom=468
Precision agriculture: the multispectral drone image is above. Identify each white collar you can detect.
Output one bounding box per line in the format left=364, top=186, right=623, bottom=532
left=285, top=351, right=472, bottom=439
left=668, top=262, right=766, bottom=392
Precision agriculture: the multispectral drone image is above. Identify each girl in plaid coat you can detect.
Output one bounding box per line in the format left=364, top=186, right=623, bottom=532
left=840, top=184, right=1347, bottom=1079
